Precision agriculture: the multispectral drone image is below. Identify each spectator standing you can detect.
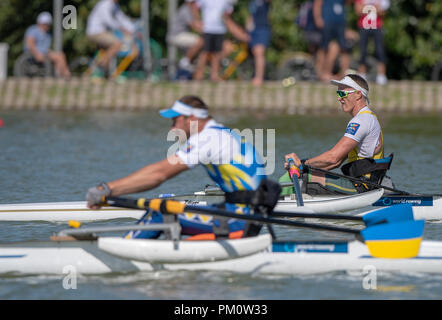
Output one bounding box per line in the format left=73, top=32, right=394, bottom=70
left=167, top=0, right=203, bottom=72
left=247, top=0, right=271, bottom=87
left=86, top=0, right=137, bottom=69
left=192, top=0, right=234, bottom=82
left=313, top=0, right=350, bottom=81
left=24, top=12, right=71, bottom=78
left=355, top=0, right=389, bottom=85
left=296, top=0, right=326, bottom=79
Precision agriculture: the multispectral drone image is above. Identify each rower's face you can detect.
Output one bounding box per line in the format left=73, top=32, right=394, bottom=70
left=171, top=115, right=191, bottom=137
left=337, top=85, right=358, bottom=113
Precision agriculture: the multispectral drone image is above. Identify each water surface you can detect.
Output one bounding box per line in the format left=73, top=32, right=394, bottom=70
left=0, top=110, right=441, bottom=299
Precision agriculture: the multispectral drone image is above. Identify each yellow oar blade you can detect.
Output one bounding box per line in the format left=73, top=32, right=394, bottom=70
left=365, top=238, right=422, bottom=259
left=361, top=220, right=425, bottom=259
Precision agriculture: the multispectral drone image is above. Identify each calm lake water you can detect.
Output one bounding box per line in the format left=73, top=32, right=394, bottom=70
left=0, top=109, right=441, bottom=300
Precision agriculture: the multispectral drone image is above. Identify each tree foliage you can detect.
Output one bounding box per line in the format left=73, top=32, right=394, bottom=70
left=0, top=0, right=440, bottom=80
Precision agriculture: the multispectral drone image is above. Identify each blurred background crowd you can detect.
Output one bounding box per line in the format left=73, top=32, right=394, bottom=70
left=0, top=0, right=440, bottom=85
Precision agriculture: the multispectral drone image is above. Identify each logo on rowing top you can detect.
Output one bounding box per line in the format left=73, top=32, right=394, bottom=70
left=186, top=144, right=194, bottom=153
left=346, top=123, right=360, bottom=135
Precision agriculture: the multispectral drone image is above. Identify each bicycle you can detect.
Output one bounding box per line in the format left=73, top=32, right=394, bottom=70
left=70, top=22, right=167, bottom=81
left=174, top=41, right=275, bottom=81
left=276, top=31, right=378, bottom=83
left=221, top=41, right=276, bottom=81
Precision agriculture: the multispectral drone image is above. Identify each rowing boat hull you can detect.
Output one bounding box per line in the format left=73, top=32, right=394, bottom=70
left=275, top=188, right=384, bottom=213
left=1, top=238, right=441, bottom=275
left=0, top=201, right=143, bottom=222
left=0, top=189, right=384, bottom=222
left=353, top=194, right=442, bottom=221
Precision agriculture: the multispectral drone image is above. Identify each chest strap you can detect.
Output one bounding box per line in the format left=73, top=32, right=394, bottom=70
left=224, top=179, right=281, bottom=212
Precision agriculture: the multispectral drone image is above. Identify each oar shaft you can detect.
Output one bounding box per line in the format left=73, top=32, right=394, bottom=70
left=104, top=196, right=361, bottom=236
left=182, top=205, right=360, bottom=235
left=107, top=195, right=363, bottom=222
left=105, top=196, right=143, bottom=210
left=271, top=211, right=363, bottom=221
left=308, top=166, right=410, bottom=195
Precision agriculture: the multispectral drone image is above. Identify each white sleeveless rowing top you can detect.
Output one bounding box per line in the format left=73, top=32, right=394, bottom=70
left=176, top=119, right=266, bottom=192
left=344, top=106, right=383, bottom=160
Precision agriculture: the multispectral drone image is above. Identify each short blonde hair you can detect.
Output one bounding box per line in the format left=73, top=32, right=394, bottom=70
left=347, top=74, right=369, bottom=92
left=178, top=96, right=209, bottom=111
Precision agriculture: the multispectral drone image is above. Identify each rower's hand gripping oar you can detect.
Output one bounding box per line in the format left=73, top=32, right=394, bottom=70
left=103, top=196, right=425, bottom=259
left=287, top=158, right=304, bottom=206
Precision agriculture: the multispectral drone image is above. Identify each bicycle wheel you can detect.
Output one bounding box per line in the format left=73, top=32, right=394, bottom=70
left=14, top=52, right=53, bottom=77
left=348, top=55, right=378, bottom=82
left=364, top=56, right=378, bottom=82
left=149, top=38, right=164, bottom=81
left=276, top=53, right=316, bottom=81
left=431, top=60, right=442, bottom=81
left=235, top=58, right=277, bottom=81
left=235, top=57, right=255, bottom=80
left=69, top=56, right=93, bottom=77
left=264, top=61, right=277, bottom=80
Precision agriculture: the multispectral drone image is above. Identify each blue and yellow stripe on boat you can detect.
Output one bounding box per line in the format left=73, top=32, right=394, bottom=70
left=361, top=219, right=425, bottom=259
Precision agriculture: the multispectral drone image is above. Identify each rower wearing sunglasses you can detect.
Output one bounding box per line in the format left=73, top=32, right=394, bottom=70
left=281, top=73, right=394, bottom=195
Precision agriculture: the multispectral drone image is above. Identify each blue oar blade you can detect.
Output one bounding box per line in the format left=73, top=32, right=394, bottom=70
left=361, top=220, right=425, bottom=259
left=362, top=203, right=414, bottom=226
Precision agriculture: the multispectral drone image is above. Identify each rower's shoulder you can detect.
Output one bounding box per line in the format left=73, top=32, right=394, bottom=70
left=353, top=109, right=378, bottom=123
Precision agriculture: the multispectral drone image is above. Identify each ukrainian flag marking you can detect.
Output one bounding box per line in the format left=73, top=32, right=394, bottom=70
left=365, top=238, right=422, bottom=259
left=361, top=220, right=425, bottom=259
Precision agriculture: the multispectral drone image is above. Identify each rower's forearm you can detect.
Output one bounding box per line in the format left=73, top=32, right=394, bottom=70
left=107, top=177, right=162, bottom=196
left=107, top=166, right=166, bottom=196
left=306, top=160, right=336, bottom=171
left=306, top=153, right=342, bottom=170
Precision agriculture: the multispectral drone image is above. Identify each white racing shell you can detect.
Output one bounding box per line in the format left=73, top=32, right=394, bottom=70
left=0, top=188, right=385, bottom=222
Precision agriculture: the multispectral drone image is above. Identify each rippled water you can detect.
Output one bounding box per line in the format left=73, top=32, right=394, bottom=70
left=0, top=110, right=441, bottom=299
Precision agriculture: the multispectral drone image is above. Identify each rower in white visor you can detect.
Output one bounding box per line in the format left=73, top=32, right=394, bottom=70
left=86, top=95, right=277, bottom=239
left=281, top=73, right=394, bottom=195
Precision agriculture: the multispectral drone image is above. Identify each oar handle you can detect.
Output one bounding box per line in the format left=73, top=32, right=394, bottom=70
left=287, top=158, right=304, bottom=206
left=287, top=159, right=301, bottom=179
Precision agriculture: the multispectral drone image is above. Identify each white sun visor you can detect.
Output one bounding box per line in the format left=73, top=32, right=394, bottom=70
left=330, top=76, right=369, bottom=102
left=159, top=100, right=209, bottom=119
